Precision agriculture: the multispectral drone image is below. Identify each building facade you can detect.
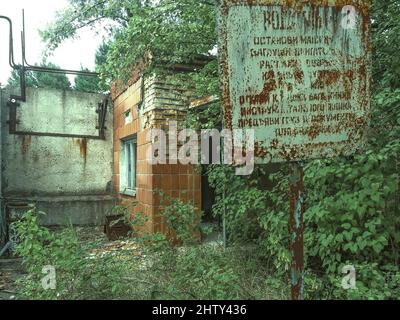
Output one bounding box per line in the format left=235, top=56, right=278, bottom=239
left=111, top=71, right=202, bottom=236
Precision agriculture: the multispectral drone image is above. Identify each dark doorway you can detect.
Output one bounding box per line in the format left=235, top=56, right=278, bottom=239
left=201, top=167, right=216, bottom=223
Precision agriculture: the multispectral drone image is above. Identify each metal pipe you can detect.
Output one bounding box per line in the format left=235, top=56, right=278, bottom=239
left=24, top=65, right=99, bottom=76
left=21, top=10, right=99, bottom=77
left=0, top=241, right=13, bottom=257
left=12, top=131, right=105, bottom=140
left=7, top=95, right=107, bottom=140
left=7, top=96, right=108, bottom=140
left=2, top=12, right=100, bottom=105
left=0, top=15, right=17, bottom=68
left=18, top=31, right=26, bottom=102
left=2, top=12, right=108, bottom=140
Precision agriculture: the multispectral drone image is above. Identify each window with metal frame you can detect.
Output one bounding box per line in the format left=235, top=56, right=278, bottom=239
left=120, top=136, right=137, bottom=196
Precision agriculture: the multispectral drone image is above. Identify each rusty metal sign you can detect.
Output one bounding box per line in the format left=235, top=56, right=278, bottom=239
left=218, top=0, right=371, bottom=163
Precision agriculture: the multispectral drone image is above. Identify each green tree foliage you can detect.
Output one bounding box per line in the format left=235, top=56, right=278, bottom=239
left=94, top=41, right=111, bottom=91
left=41, top=0, right=218, bottom=93
left=7, top=69, right=38, bottom=88
left=74, top=68, right=101, bottom=93
left=35, top=62, right=71, bottom=90
left=370, top=0, right=400, bottom=147
left=7, top=62, right=71, bottom=90
left=73, top=42, right=110, bottom=93
left=95, top=41, right=109, bottom=67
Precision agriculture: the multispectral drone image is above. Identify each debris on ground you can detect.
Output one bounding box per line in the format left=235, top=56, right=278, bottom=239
left=0, top=258, right=24, bottom=300
left=0, top=227, right=147, bottom=298
left=87, top=240, right=142, bottom=259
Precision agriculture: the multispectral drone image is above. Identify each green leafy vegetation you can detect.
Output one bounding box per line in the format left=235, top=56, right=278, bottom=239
left=41, top=0, right=218, bottom=92
left=12, top=207, right=287, bottom=300
left=7, top=62, right=71, bottom=90
left=74, top=68, right=101, bottom=93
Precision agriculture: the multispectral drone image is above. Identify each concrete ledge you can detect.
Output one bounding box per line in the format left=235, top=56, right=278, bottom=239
left=5, top=195, right=116, bottom=227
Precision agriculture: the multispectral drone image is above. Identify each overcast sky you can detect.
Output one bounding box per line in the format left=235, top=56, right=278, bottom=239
left=0, top=0, right=104, bottom=86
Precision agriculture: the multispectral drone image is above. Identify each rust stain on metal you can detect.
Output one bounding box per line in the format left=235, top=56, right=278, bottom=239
left=293, top=66, right=304, bottom=84
left=259, top=70, right=277, bottom=104
left=254, top=141, right=269, bottom=158
left=189, top=95, right=220, bottom=109
left=218, top=0, right=371, bottom=163
left=225, top=0, right=370, bottom=14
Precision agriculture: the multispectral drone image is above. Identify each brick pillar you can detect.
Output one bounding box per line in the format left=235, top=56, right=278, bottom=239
left=144, top=114, right=202, bottom=238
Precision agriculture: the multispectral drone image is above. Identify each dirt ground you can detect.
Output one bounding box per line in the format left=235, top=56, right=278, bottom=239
left=0, top=258, right=23, bottom=300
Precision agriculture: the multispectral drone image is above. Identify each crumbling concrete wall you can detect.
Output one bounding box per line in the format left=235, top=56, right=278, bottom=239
left=0, top=87, right=115, bottom=226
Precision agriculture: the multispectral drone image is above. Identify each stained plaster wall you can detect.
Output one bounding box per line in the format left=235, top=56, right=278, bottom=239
left=0, top=87, right=115, bottom=226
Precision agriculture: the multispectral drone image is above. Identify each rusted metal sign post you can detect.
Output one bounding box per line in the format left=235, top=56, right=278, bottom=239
left=218, top=0, right=371, bottom=299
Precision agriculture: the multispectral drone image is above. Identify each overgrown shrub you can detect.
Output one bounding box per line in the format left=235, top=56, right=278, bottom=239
left=207, top=165, right=267, bottom=245
left=158, top=190, right=202, bottom=245
left=12, top=204, right=286, bottom=300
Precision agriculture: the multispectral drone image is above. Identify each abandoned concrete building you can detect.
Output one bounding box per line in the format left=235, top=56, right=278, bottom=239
left=0, top=61, right=213, bottom=251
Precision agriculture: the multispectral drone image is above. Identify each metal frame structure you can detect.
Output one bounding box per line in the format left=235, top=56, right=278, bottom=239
left=0, top=11, right=108, bottom=140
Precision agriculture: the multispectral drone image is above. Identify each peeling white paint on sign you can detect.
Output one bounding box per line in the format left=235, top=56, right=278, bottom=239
left=218, top=0, right=371, bottom=163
